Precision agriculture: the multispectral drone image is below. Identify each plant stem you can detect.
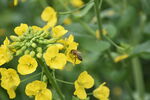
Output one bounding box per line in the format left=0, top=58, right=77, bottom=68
left=94, top=0, right=103, bottom=40
left=131, top=57, right=145, bottom=100
left=38, top=59, right=65, bottom=100
left=56, top=79, right=74, bottom=85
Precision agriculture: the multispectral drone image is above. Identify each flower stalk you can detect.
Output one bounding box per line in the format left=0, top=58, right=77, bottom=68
left=38, top=59, right=65, bottom=100
left=94, top=0, right=103, bottom=40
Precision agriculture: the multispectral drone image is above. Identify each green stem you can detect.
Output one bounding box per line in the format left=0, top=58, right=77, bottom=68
left=57, top=0, right=96, bottom=36
left=56, top=79, right=74, bottom=85
left=87, top=92, right=93, bottom=95
left=21, top=72, right=41, bottom=83
left=131, top=57, right=145, bottom=100
left=94, top=0, right=103, bottom=39
left=38, top=59, right=65, bottom=100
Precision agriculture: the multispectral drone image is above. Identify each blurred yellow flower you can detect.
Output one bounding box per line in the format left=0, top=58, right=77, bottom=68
left=14, top=0, right=18, bottom=6
left=0, top=37, right=13, bottom=66
left=17, top=55, right=38, bottom=75
left=52, top=25, right=68, bottom=38
left=74, top=81, right=87, bottom=99
left=93, top=82, right=110, bottom=100
left=74, top=71, right=94, bottom=99
left=14, top=23, right=28, bottom=36
left=41, top=6, right=57, bottom=27
left=114, top=54, right=129, bottom=63
left=63, top=18, right=72, bottom=25
left=43, top=45, right=67, bottom=70
left=71, top=0, right=84, bottom=7
left=96, top=29, right=108, bottom=39
left=0, top=68, right=20, bottom=99
left=25, top=80, right=52, bottom=100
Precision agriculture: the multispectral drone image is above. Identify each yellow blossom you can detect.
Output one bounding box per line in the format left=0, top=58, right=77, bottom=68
left=93, top=82, right=110, bottom=100
left=63, top=18, right=72, bottom=25
left=0, top=68, right=20, bottom=99
left=14, top=0, right=18, bottom=6
left=74, top=71, right=94, bottom=99
left=74, top=81, right=87, bottom=99
left=0, top=38, right=13, bottom=66
left=17, top=55, right=38, bottom=75
left=76, top=71, right=94, bottom=88
left=71, top=0, right=84, bottom=7
left=114, top=54, right=129, bottom=63
left=41, top=6, right=57, bottom=27
left=32, top=26, right=42, bottom=31
left=96, top=29, right=107, bottom=39
left=43, top=45, right=67, bottom=70
left=25, top=80, right=52, bottom=100
left=52, top=25, right=68, bottom=38
left=14, top=23, right=28, bottom=36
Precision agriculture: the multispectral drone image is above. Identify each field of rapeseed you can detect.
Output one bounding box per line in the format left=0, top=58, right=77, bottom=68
left=0, top=0, right=150, bottom=100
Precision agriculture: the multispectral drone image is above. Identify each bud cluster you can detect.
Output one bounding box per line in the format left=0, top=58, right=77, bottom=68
left=9, top=27, right=58, bottom=58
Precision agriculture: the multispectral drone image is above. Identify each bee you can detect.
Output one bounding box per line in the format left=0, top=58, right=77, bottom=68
left=71, top=50, right=83, bottom=63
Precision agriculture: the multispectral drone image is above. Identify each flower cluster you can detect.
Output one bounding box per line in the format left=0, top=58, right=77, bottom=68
left=74, top=71, right=110, bottom=100
left=0, top=6, right=82, bottom=100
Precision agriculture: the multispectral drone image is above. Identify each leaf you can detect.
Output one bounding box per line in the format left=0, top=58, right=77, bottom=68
left=103, top=24, right=117, bottom=38
left=132, top=41, right=150, bottom=55
left=74, top=2, right=94, bottom=18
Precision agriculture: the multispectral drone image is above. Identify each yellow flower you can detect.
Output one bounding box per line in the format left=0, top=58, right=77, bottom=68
left=0, top=38, right=13, bottom=66
left=17, top=55, right=38, bottom=75
left=74, top=71, right=94, bottom=99
left=14, top=0, right=18, bottom=6
left=52, top=25, right=68, bottom=38
left=93, top=82, right=110, bottom=100
left=74, top=81, right=87, bottom=99
left=32, top=26, right=42, bottom=31
left=14, top=23, right=28, bottom=36
left=71, top=0, right=84, bottom=7
left=96, top=29, right=107, bottom=39
left=63, top=18, right=72, bottom=25
left=76, top=71, right=94, bottom=89
left=41, top=6, right=57, bottom=27
left=114, top=54, right=129, bottom=63
left=0, top=68, right=20, bottom=99
left=43, top=45, right=67, bottom=70
left=25, top=80, right=52, bottom=100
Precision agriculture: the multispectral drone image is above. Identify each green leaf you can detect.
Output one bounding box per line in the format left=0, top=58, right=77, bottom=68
left=104, top=24, right=117, bottom=38
left=132, top=41, right=150, bottom=55
left=74, top=2, right=94, bottom=18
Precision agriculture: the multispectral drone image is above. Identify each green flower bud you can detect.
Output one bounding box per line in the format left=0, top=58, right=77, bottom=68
left=21, top=46, right=27, bottom=51
left=31, top=43, right=37, bottom=48
left=24, top=50, right=30, bottom=54
left=30, top=51, right=35, bottom=57
left=16, top=49, right=22, bottom=56
left=37, top=47, right=42, bottom=53
left=42, top=75, right=48, bottom=82
left=10, top=35, right=20, bottom=41
left=36, top=53, right=42, bottom=58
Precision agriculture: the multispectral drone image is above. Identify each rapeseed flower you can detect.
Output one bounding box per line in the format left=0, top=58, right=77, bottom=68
left=17, top=55, right=38, bottom=75
left=0, top=37, right=13, bottom=66
left=41, top=6, right=57, bottom=27
left=114, top=54, right=129, bottom=63
left=74, top=71, right=94, bottom=99
left=71, top=0, right=84, bottom=7
left=25, top=80, right=52, bottom=100
left=14, top=23, right=28, bottom=36
left=43, top=45, right=67, bottom=70
left=93, top=82, right=110, bottom=100
left=0, top=68, right=20, bottom=99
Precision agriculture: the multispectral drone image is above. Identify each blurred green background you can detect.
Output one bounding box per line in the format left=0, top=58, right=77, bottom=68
left=0, top=0, right=150, bottom=100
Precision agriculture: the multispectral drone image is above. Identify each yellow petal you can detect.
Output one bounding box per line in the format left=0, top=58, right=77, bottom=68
left=3, top=37, right=10, bottom=45
left=71, top=0, right=84, bottom=7
left=93, top=82, right=110, bottom=100
left=77, top=71, right=94, bottom=89
left=35, top=89, right=52, bottom=100
left=17, top=55, right=38, bottom=75
left=7, top=88, right=16, bottom=99
left=25, top=80, right=47, bottom=96
left=14, top=23, right=28, bottom=36
left=114, top=54, right=129, bottom=63
left=52, top=25, right=68, bottom=38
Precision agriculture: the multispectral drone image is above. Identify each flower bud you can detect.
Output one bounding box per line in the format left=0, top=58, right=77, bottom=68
left=36, top=47, right=42, bottom=53
left=36, top=53, right=42, bottom=58
left=10, top=35, right=20, bottom=41
left=31, top=43, right=37, bottom=48
left=24, top=50, right=30, bottom=54
left=16, top=49, right=22, bottom=56
left=30, top=51, right=35, bottom=57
